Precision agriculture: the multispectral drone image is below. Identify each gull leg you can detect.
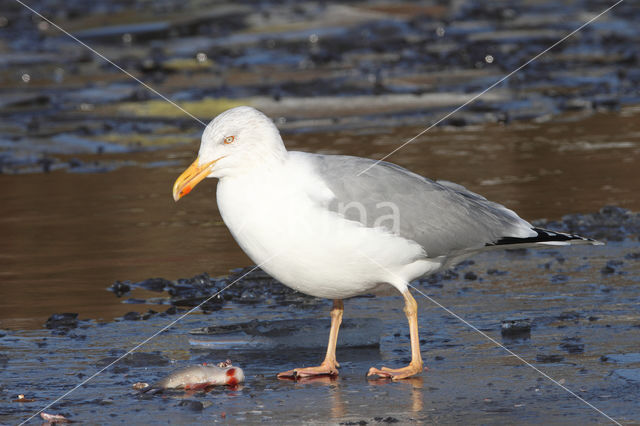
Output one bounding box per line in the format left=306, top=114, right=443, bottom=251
left=278, top=299, right=343, bottom=379
left=368, top=289, right=425, bottom=381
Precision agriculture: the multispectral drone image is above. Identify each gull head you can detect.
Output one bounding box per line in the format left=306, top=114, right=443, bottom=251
left=173, top=106, right=287, bottom=201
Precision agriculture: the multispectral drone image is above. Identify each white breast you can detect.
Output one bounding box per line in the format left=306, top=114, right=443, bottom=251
left=215, top=158, right=435, bottom=299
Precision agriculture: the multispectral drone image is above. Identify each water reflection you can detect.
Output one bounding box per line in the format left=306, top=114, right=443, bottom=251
left=368, top=376, right=425, bottom=414
left=329, top=381, right=345, bottom=419
left=280, top=375, right=345, bottom=418
left=279, top=373, right=426, bottom=419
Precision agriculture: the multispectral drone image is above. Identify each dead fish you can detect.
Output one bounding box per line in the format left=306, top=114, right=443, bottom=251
left=40, top=412, right=73, bottom=423
left=142, top=361, right=244, bottom=393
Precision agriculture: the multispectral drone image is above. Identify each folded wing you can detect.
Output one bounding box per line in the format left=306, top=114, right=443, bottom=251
left=306, top=153, right=537, bottom=258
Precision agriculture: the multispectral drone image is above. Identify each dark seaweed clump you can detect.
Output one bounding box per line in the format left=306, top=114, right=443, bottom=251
left=109, top=268, right=318, bottom=319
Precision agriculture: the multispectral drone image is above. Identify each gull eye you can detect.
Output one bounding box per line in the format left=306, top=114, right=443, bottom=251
left=223, top=135, right=235, bottom=144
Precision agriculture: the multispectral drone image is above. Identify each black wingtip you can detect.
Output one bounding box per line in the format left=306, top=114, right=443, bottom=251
left=489, top=228, right=600, bottom=247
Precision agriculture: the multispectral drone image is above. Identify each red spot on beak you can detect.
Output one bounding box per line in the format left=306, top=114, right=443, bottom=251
left=180, top=185, right=192, bottom=197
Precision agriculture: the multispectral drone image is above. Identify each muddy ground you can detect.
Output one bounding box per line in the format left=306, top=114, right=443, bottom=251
left=1, top=0, right=640, bottom=424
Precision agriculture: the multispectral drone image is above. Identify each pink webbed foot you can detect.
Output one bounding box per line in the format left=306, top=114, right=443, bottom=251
left=367, top=362, right=426, bottom=381
left=277, top=361, right=339, bottom=380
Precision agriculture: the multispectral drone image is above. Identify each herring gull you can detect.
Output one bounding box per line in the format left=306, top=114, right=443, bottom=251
left=173, top=106, right=599, bottom=380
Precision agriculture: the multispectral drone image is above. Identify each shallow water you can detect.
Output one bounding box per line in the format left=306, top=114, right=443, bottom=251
left=2, top=108, right=640, bottom=329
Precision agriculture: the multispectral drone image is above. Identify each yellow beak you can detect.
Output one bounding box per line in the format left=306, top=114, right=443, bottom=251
left=172, top=157, right=221, bottom=201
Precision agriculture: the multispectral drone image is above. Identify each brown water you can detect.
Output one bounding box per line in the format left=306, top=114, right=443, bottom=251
left=2, top=108, right=640, bottom=329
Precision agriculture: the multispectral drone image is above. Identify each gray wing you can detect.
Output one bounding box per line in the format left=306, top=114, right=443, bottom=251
left=305, top=153, right=535, bottom=258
